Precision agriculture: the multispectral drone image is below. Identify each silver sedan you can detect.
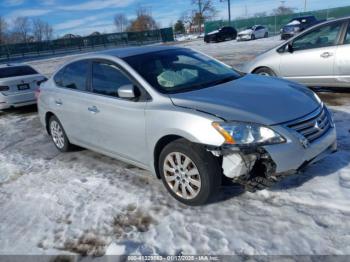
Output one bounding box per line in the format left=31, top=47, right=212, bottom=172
left=0, top=64, right=47, bottom=110
left=243, top=17, right=350, bottom=88
left=38, top=46, right=336, bottom=205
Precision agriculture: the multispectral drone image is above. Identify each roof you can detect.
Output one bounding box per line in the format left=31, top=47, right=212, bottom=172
left=100, top=45, right=182, bottom=58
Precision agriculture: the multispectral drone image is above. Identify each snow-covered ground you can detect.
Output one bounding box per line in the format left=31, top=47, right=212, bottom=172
left=1, top=37, right=350, bottom=257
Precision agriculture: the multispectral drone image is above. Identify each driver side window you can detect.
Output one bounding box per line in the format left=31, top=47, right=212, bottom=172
left=292, top=22, right=342, bottom=51
left=92, top=62, right=133, bottom=98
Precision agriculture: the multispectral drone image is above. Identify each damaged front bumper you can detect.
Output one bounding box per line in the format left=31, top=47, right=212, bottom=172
left=210, top=124, right=337, bottom=183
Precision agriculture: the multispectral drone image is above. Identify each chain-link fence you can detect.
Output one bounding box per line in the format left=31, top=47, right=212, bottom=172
left=205, top=5, right=350, bottom=35
left=0, top=27, right=174, bottom=61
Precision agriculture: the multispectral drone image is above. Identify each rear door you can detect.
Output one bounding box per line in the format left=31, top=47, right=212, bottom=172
left=82, top=60, right=148, bottom=165
left=255, top=26, right=264, bottom=38
left=334, top=20, right=350, bottom=86
left=49, top=60, right=92, bottom=143
left=279, top=20, right=345, bottom=86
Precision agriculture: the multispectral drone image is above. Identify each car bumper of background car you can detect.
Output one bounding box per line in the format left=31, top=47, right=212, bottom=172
left=237, top=34, right=251, bottom=41
left=281, top=33, right=295, bottom=40
left=0, top=91, right=36, bottom=110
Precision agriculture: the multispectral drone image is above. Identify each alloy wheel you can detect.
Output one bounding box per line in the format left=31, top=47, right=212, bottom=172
left=163, top=152, right=201, bottom=200
left=50, top=120, right=65, bottom=149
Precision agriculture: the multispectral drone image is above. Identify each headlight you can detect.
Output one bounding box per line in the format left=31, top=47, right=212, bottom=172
left=212, top=122, right=286, bottom=146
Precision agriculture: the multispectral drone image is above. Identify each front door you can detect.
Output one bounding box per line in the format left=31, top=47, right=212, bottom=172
left=84, top=60, right=148, bottom=165
left=280, top=21, right=344, bottom=86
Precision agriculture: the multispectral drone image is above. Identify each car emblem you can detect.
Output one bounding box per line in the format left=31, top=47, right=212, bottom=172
left=314, top=119, right=323, bottom=131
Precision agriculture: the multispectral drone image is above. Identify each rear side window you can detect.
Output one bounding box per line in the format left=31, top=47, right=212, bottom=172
left=0, top=66, right=38, bottom=78
left=344, top=24, right=350, bottom=44
left=92, top=62, right=132, bottom=97
left=57, top=61, right=88, bottom=91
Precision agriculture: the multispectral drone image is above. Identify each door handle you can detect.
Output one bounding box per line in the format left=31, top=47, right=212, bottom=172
left=88, top=106, right=99, bottom=114
left=55, top=100, right=62, bottom=106
left=320, top=52, right=333, bottom=58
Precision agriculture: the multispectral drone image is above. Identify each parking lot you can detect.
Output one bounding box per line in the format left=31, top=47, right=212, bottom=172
left=1, top=37, right=350, bottom=256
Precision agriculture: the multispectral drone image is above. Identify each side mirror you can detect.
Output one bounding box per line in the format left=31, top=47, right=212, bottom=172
left=287, top=43, right=294, bottom=53
left=118, top=84, right=136, bottom=99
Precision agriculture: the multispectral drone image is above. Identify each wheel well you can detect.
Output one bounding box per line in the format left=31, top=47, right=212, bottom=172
left=45, top=112, right=55, bottom=135
left=153, top=135, right=183, bottom=179
left=252, top=66, right=274, bottom=75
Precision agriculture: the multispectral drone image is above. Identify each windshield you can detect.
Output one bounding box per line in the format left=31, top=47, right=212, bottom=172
left=123, top=49, right=241, bottom=94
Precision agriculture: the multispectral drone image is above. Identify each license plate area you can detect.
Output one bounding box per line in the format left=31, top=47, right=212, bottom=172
left=17, top=84, right=30, bottom=91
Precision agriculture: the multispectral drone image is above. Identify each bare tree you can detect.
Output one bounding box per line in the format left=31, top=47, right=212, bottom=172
left=0, top=16, right=8, bottom=44
left=43, top=21, right=53, bottom=41
left=114, top=14, right=128, bottom=32
left=191, top=0, right=217, bottom=33
left=127, top=6, right=158, bottom=32
left=13, top=16, right=31, bottom=43
left=254, top=12, right=268, bottom=18
left=272, top=6, right=296, bottom=15
left=32, top=18, right=53, bottom=42
left=33, top=18, right=45, bottom=42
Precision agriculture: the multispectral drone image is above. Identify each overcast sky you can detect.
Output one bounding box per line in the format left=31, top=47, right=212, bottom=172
left=1, top=0, right=350, bottom=37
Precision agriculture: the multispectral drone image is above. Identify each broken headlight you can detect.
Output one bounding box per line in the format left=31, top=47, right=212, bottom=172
left=212, top=122, right=286, bottom=146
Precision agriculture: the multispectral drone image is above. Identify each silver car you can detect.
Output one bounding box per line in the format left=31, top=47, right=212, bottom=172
left=0, top=64, right=47, bottom=110
left=237, top=25, right=268, bottom=41
left=38, top=46, right=337, bottom=205
left=244, top=17, right=350, bottom=88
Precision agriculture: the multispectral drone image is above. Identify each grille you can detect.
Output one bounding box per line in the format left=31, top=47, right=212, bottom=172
left=287, top=107, right=332, bottom=143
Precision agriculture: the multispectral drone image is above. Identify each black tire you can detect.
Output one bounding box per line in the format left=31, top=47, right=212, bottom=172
left=48, top=115, right=72, bottom=152
left=251, top=34, right=256, bottom=40
left=254, top=67, right=276, bottom=77
left=158, top=139, right=221, bottom=206
left=264, top=32, right=268, bottom=38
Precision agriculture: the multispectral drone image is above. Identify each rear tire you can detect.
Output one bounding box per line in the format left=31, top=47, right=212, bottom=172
left=159, top=139, right=221, bottom=206
left=254, top=67, right=276, bottom=77
left=49, top=115, right=72, bottom=152
left=264, top=32, right=268, bottom=38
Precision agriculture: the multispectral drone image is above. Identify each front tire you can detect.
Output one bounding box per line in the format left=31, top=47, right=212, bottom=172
left=254, top=67, right=276, bottom=77
left=159, top=139, right=221, bottom=206
left=49, top=115, right=72, bottom=152
left=251, top=34, right=256, bottom=40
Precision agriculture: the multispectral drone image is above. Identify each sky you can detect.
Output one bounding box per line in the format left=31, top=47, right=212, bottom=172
left=1, top=0, right=350, bottom=37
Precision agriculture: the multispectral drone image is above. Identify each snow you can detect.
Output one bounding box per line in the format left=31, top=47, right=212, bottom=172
left=0, top=37, right=350, bottom=256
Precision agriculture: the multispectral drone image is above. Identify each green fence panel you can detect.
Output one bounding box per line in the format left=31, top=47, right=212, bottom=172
left=205, top=5, right=350, bottom=35
left=160, top=27, right=175, bottom=42
left=0, top=27, right=173, bottom=60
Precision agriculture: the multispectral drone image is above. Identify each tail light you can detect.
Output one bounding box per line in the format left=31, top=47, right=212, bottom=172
left=35, top=87, right=41, bottom=100
left=0, top=86, right=10, bottom=91
left=37, top=77, right=48, bottom=87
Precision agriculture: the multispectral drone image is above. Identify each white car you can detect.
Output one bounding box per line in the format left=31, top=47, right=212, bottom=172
left=237, top=25, right=268, bottom=41
left=0, top=64, right=46, bottom=110
left=243, top=17, right=350, bottom=88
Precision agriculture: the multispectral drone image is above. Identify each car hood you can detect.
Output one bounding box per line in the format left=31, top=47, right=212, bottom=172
left=169, top=74, right=321, bottom=126
left=238, top=29, right=253, bottom=35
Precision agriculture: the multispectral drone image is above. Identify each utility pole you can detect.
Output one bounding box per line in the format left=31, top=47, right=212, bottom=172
left=228, top=0, right=231, bottom=25
left=220, top=0, right=231, bottom=25
left=304, top=0, right=307, bottom=12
